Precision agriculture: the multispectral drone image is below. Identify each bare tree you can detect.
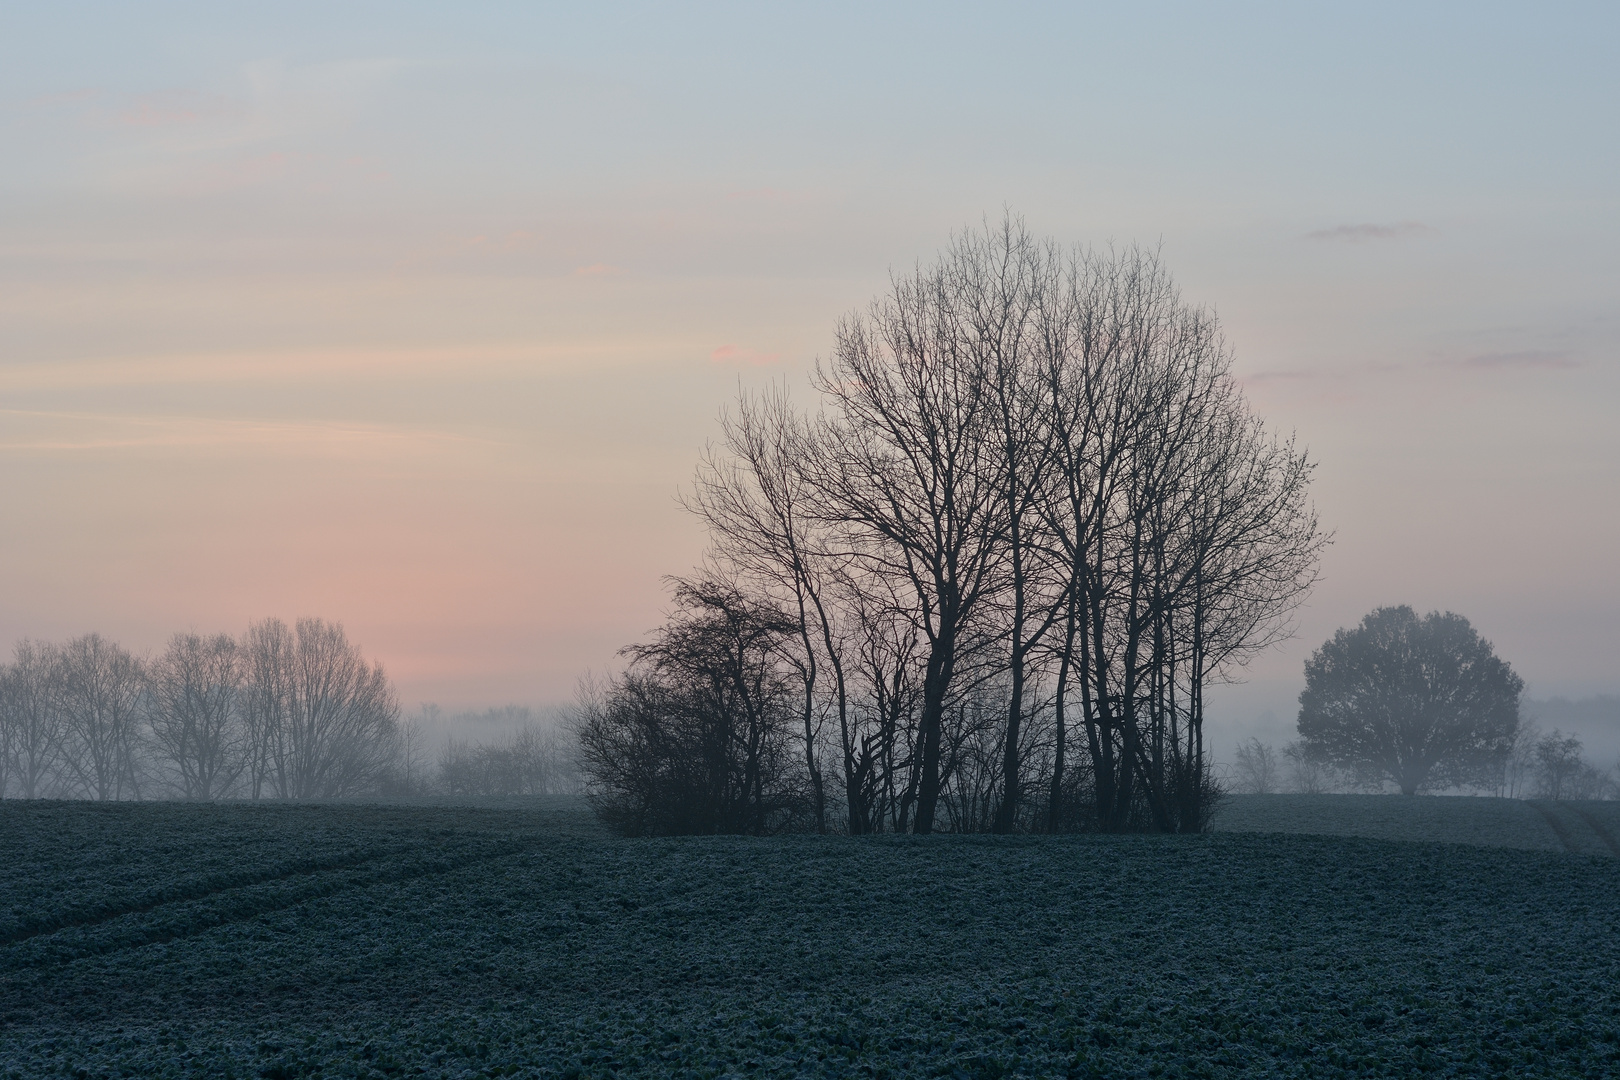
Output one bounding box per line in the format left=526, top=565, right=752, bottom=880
left=577, top=578, right=806, bottom=835
left=1490, top=721, right=1540, bottom=799
left=689, top=385, right=841, bottom=832
left=53, top=634, right=146, bottom=800
left=390, top=716, right=434, bottom=796
left=263, top=618, right=398, bottom=800
left=0, top=640, right=65, bottom=798
left=147, top=632, right=243, bottom=800
left=1533, top=730, right=1612, bottom=800
left=1282, top=740, right=1336, bottom=794
left=809, top=229, right=1012, bottom=834
left=239, top=617, right=295, bottom=800
left=1231, top=738, right=1280, bottom=795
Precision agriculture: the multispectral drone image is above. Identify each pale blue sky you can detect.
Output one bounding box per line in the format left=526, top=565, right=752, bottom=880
left=2, top=3, right=1616, bottom=747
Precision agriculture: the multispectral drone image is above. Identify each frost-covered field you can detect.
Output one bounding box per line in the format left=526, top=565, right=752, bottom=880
left=1214, top=793, right=1620, bottom=856
left=3, top=800, right=1619, bottom=1078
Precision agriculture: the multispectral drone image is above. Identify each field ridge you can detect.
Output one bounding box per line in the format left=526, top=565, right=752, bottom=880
left=0, top=839, right=529, bottom=971
left=1568, top=805, right=1620, bottom=856
left=0, top=846, right=395, bottom=946
left=1526, top=801, right=1578, bottom=852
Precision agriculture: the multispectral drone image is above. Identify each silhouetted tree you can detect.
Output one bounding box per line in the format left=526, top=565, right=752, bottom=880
left=689, top=386, right=839, bottom=833
left=599, top=215, right=1324, bottom=834
left=807, top=237, right=1009, bottom=835
left=1296, top=606, right=1522, bottom=795
left=576, top=578, right=806, bottom=835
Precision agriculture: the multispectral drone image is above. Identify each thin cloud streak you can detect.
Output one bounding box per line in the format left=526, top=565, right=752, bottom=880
left=1461, top=350, right=1579, bottom=370
left=710, top=343, right=781, bottom=366
left=1306, top=221, right=1433, bottom=242
left=0, top=343, right=684, bottom=391
left=0, top=408, right=501, bottom=455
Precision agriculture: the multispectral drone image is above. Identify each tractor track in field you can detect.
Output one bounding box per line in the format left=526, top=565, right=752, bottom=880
left=1527, top=801, right=1578, bottom=854
left=0, top=842, right=531, bottom=970
left=0, top=848, right=398, bottom=947
left=1568, top=805, right=1620, bottom=857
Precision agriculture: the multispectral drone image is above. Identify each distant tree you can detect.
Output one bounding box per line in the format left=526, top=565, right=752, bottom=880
left=1282, top=739, right=1337, bottom=794
left=1489, top=721, right=1541, bottom=799
left=260, top=618, right=399, bottom=800
left=239, top=617, right=296, bottom=800
left=0, top=640, right=65, bottom=798
left=389, top=717, right=434, bottom=797
left=1230, top=738, right=1279, bottom=794
left=436, top=722, right=575, bottom=797
left=53, top=634, right=146, bottom=801
left=1296, top=606, right=1521, bottom=795
left=1533, top=730, right=1612, bottom=800
left=147, top=632, right=244, bottom=800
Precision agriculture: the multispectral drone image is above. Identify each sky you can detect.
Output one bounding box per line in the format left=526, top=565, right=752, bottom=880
left=2, top=2, right=1617, bottom=753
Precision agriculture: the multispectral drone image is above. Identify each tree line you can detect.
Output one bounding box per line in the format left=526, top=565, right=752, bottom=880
left=577, top=218, right=1326, bottom=835
left=0, top=619, right=399, bottom=800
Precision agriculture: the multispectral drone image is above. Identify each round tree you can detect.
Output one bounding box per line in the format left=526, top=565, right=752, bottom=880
left=1296, top=606, right=1522, bottom=795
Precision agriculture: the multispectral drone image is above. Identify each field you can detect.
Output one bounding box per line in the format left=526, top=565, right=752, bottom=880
left=2, top=798, right=1619, bottom=1078
left=1214, top=793, right=1620, bottom=856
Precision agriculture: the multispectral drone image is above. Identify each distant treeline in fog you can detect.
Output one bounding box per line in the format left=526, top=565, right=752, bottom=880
left=1227, top=709, right=1620, bottom=801
left=0, top=624, right=575, bottom=801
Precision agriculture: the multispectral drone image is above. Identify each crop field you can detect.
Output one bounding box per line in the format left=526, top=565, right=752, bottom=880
left=1214, top=793, right=1620, bottom=856
left=3, top=799, right=1619, bottom=1079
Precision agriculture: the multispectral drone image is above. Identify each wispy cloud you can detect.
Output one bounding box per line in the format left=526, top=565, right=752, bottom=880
left=1459, top=350, right=1578, bottom=371
left=115, top=91, right=217, bottom=128
left=1306, top=221, right=1433, bottom=242
left=1240, top=347, right=1580, bottom=388
left=572, top=263, right=623, bottom=277
left=1242, top=369, right=1326, bottom=384
left=710, top=344, right=781, bottom=366
left=0, top=408, right=497, bottom=456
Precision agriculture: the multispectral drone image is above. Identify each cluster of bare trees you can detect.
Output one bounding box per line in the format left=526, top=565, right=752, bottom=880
left=578, top=218, right=1325, bottom=835
left=0, top=619, right=400, bottom=801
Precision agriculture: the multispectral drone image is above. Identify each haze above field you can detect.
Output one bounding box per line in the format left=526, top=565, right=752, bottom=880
left=2, top=3, right=1616, bottom=741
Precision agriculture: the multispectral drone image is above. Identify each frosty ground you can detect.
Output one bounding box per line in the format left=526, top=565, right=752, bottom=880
left=2, top=798, right=1617, bottom=1078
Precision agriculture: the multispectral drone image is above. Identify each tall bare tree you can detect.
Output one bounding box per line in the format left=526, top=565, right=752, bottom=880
left=0, top=640, right=65, bottom=798
left=147, top=632, right=243, bottom=800
left=809, top=231, right=1012, bottom=834
left=689, top=386, right=841, bottom=832
left=266, top=618, right=399, bottom=800
left=239, top=617, right=295, bottom=800
left=53, top=634, right=146, bottom=800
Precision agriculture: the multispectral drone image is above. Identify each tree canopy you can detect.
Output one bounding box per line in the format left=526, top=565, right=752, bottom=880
left=1296, top=606, right=1522, bottom=795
